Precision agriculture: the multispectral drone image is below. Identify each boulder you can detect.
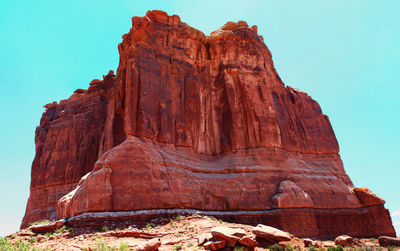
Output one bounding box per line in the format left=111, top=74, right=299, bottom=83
left=239, top=236, right=259, bottom=247
left=252, top=224, right=291, bottom=243
left=135, top=238, right=161, bottom=251
left=211, top=226, right=246, bottom=247
left=203, top=240, right=226, bottom=250
left=378, top=236, right=400, bottom=247
left=29, top=220, right=64, bottom=234
left=198, top=233, right=213, bottom=245
left=334, top=235, right=361, bottom=247
left=322, top=241, right=335, bottom=247
left=303, top=238, right=319, bottom=248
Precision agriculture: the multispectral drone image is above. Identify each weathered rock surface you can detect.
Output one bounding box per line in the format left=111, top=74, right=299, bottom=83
left=29, top=220, right=64, bottom=234
left=303, top=238, right=319, bottom=248
left=22, top=71, right=118, bottom=228
left=57, top=166, right=112, bottom=219
left=22, top=10, right=396, bottom=238
left=135, top=238, right=161, bottom=251
left=197, top=233, right=213, bottom=245
left=239, top=236, right=259, bottom=247
left=211, top=226, right=246, bottom=247
left=378, top=236, right=400, bottom=247
left=203, top=240, right=226, bottom=251
left=334, top=235, right=361, bottom=247
left=322, top=241, right=335, bottom=248
left=252, top=224, right=291, bottom=243
left=104, top=230, right=162, bottom=239
left=272, top=180, right=314, bottom=208
left=353, top=187, right=386, bottom=206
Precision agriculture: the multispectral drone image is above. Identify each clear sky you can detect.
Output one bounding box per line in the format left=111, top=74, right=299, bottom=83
left=0, top=0, right=399, bottom=237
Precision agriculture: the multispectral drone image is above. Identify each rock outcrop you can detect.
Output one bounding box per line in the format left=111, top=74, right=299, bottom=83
left=271, top=180, right=314, bottom=208
left=378, top=236, right=400, bottom=247
left=211, top=226, right=247, bottom=247
left=21, top=10, right=396, bottom=238
left=252, top=224, right=291, bottom=243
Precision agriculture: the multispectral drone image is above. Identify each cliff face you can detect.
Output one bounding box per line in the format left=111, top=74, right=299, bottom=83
left=115, top=11, right=339, bottom=155
left=22, top=10, right=395, bottom=238
left=21, top=74, right=117, bottom=227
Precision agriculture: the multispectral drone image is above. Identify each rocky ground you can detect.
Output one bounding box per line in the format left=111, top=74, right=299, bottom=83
left=1, top=215, right=399, bottom=250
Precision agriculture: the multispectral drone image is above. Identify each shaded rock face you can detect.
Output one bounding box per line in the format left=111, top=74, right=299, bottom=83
left=271, top=180, right=314, bottom=208
left=22, top=10, right=396, bottom=238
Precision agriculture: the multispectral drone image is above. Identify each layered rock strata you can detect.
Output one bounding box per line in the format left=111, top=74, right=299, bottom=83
left=22, top=10, right=395, bottom=238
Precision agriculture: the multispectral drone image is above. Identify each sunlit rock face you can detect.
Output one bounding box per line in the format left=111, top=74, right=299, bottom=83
left=22, top=10, right=395, bottom=238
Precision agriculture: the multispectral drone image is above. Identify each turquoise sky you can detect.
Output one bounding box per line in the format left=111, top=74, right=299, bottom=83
left=0, top=0, right=399, bottom=237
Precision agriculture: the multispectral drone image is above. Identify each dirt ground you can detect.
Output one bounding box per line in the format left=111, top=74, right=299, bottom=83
left=4, top=215, right=398, bottom=250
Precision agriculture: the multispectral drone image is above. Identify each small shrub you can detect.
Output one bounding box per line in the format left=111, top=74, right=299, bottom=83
left=102, top=226, right=109, bottom=232
left=169, top=219, right=177, bottom=228
left=173, top=243, right=182, bottom=251
left=269, top=244, right=284, bottom=251
left=30, top=219, right=50, bottom=226
left=96, top=238, right=107, bottom=251
left=118, top=241, right=129, bottom=251
left=233, top=247, right=245, bottom=251
left=146, top=223, right=155, bottom=232
left=175, top=215, right=181, bottom=222
left=14, top=238, right=32, bottom=251
left=308, top=246, right=317, bottom=251
left=55, top=225, right=70, bottom=234
left=175, top=233, right=182, bottom=237
left=285, top=244, right=294, bottom=251
left=77, top=219, right=87, bottom=226
left=327, top=245, right=344, bottom=251
left=0, top=237, right=12, bottom=250
left=28, top=236, right=36, bottom=244
left=95, top=237, right=117, bottom=251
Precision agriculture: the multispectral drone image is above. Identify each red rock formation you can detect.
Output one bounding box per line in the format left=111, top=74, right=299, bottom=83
left=21, top=73, right=117, bottom=227
left=21, top=10, right=396, bottom=238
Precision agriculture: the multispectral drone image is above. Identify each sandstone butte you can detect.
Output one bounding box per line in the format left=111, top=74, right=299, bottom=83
left=21, top=10, right=396, bottom=239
